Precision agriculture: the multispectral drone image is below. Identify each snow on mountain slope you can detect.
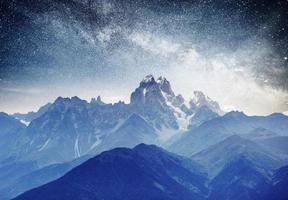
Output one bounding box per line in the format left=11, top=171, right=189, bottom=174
left=190, top=91, right=223, bottom=115
left=0, top=112, right=26, bottom=136
left=131, top=75, right=222, bottom=131
left=13, top=103, right=52, bottom=123
left=1, top=75, right=287, bottom=200
left=0, top=75, right=225, bottom=170
left=130, top=75, right=179, bottom=130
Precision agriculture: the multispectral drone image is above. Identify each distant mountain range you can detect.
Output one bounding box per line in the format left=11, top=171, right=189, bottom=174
left=3, top=75, right=223, bottom=167
left=13, top=103, right=52, bottom=125
left=0, top=75, right=287, bottom=199
left=169, top=111, right=288, bottom=156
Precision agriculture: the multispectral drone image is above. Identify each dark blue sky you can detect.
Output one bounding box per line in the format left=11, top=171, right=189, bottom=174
left=0, top=0, right=287, bottom=114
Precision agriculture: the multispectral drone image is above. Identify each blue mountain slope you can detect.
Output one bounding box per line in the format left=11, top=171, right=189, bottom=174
left=0, top=112, right=26, bottom=161
left=209, top=157, right=272, bottom=200
left=191, top=135, right=284, bottom=200
left=188, top=105, right=219, bottom=129
left=170, top=111, right=288, bottom=156
left=92, top=114, right=158, bottom=154
left=12, top=103, right=52, bottom=123
left=0, top=112, right=36, bottom=196
left=0, top=155, right=89, bottom=200
left=0, top=160, right=38, bottom=194
left=0, top=112, right=26, bottom=135
left=14, top=144, right=208, bottom=200
left=192, top=135, right=283, bottom=178
left=21, top=97, right=95, bottom=166
left=254, top=136, right=288, bottom=160
left=262, top=165, right=288, bottom=200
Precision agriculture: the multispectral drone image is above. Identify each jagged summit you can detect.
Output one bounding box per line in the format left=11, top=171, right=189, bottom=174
left=12, top=75, right=226, bottom=166
left=140, top=74, right=156, bottom=87
left=157, top=76, right=174, bottom=96
left=3, top=74, right=288, bottom=200
left=54, top=96, right=85, bottom=103
left=131, top=75, right=175, bottom=102
left=52, top=96, right=88, bottom=110
left=49, top=75, right=223, bottom=124
left=138, top=75, right=173, bottom=95
left=25, top=75, right=223, bottom=133
left=142, top=74, right=155, bottom=82
left=190, top=91, right=222, bottom=115
left=130, top=74, right=224, bottom=130
left=138, top=75, right=174, bottom=97
left=90, top=96, right=105, bottom=105
left=192, top=91, right=206, bottom=103
left=131, top=75, right=164, bottom=105
left=223, top=110, right=247, bottom=118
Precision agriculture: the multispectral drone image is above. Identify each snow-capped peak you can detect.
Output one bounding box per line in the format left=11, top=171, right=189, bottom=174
left=193, top=91, right=206, bottom=104
left=156, top=76, right=167, bottom=84
left=141, top=74, right=156, bottom=84
left=132, top=75, right=174, bottom=103
left=190, top=91, right=223, bottom=115
left=138, top=75, right=174, bottom=95
left=157, top=76, right=174, bottom=96
left=131, top=75, right=223, bottom=130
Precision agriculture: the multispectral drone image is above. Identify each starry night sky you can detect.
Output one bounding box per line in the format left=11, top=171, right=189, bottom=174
left=0, top=0, right=288, bottom=114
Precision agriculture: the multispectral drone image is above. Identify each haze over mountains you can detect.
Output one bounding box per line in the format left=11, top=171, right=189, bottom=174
left=5, top=75, right=224, bottom=166
left=0, top=75, right=287, bottom=199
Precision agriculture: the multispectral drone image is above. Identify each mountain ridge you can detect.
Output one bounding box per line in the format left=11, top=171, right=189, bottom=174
left=14, top=144, right=208, bottom=200
left=2, top=75, right=223, bottom=167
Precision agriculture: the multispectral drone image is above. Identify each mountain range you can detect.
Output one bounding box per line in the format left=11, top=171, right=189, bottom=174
left=13, top=144, right=288, bottom=200
left=14, top=144, right=208, bottom=200
left=169, top=111, right=288, bottom=156
left=0, top=75, right=287, bottom=199
left=3, top=75, right=223, bottom=167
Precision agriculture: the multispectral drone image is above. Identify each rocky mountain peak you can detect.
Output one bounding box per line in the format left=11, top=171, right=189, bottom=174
left=131, top=75, right=164, bottom=105
left=91, top=96, right=105, bottom=105
left=157, top=76, right=174, bottom=96
left=139, top=74, right=157, bottom=87
left=190, top=91, right=223, bottom=115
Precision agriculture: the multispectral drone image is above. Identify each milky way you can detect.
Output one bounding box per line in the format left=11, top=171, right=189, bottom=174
left=0, top=0, right=287, bottom=114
